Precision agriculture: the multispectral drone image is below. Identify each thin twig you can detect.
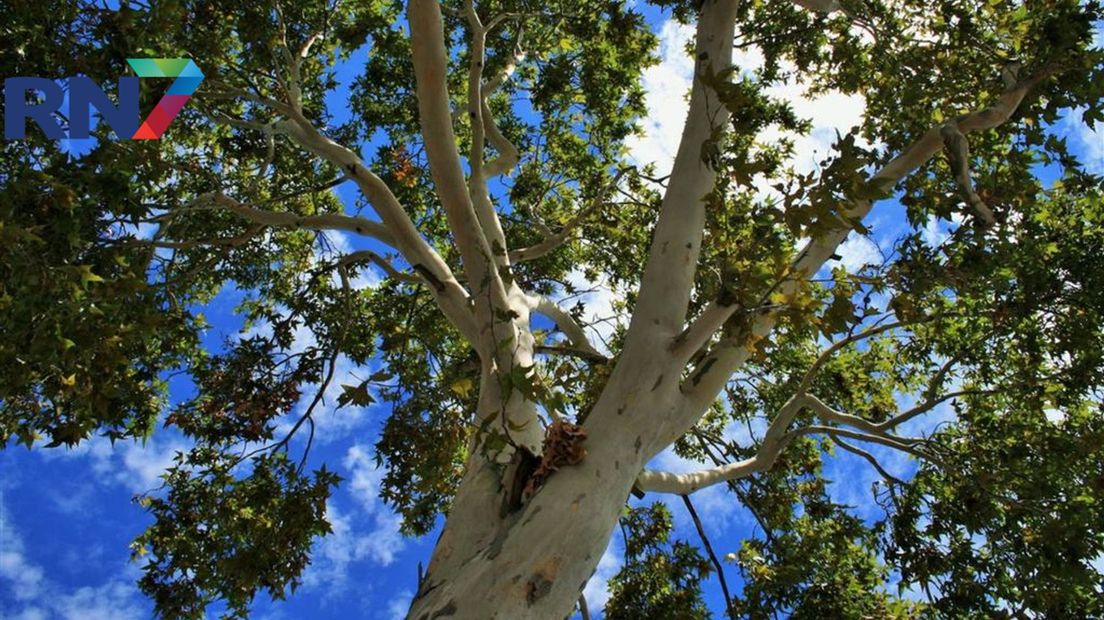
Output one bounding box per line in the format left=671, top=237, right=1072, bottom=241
left=682, top=495, right=737, bottom=620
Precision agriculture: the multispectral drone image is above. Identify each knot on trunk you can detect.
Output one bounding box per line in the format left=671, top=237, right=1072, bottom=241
left=523, top=421, right=587, bottom=498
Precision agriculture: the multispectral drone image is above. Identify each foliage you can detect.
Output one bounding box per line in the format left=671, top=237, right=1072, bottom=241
left=1, top=0, right=1102, bottom=617
left=605, top=503, right=713, bottom=620
left=132, top=451, right=340, bottom=619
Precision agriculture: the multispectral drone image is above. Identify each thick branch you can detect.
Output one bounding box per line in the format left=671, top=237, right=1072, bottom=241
left=137, top=224, right=263, bottom=250
left=638, top=383, right=955, bottom=494
left=622, top=0, right=740, bottom=347
left=637, top=394, right=805, bottom=494
left=465, top=0, right=490, bottom=182
left=941, top=122, right=996, bottom=226
left=462, top=1, right=519, bottom=275
left=409, top=0, right=512, bottom=330
left=482, top=33, right=525, bottom=178
left=484, top=40, right=525, bottom=95
left=533, top=344, right=609, bottom=363
left=266, top=118, right=482, bottom=344
left=802, top=393, right=902, bottom=438
left=670, top=301, right=742, bottom=362
left=784, top=425, right=934, bottom=462
left=200, top=192, right=396, bottom=245
left=636, top=456, right=767, bottom=494
left=482, top=98, right=521, bottom=179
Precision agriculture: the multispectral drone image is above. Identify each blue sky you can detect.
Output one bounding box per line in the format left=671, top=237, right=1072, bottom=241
left=2, top=7, right=1102, bottom=620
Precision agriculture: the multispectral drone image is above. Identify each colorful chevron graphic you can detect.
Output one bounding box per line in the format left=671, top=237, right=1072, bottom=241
left=125, top=58, right=204, bottom=139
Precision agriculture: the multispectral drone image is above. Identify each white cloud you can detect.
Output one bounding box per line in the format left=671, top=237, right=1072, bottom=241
left=0, top=495, right=145, bottom=619
left=721, top=411, right=770, bottom=448
left=36, top=435, right=189, bottom=495
left=51, top=581, right=146, bottom=620
left=626, top=20, right=697, bottom=174
left=324, top=231, right=383, bottom=290
left=627, top=17, right=867, bottom=185
left=1074, top=120, right=1102, bottom=174
left=0, top=502, right=45, bottom=602
left=386, top=590, right=413, bottom=620
left=561, top=268, right=625, bottom=355
left=344, top=445, right=388, bottom=513
left=920, top=214, right=950, bottom=247
left=114, top=439, right=188, bottom=491
left=246, top=312, right=378, bottom=444
left=835, top=232, right=882, bottom=273
left=765, top=88, right=867, bottom=175
left=1056, top=106, right=1103, bottom=175
left=583, top=538, right=622, bottom=615
left=649, top=445, right=708, bottom=476
left=277, top=352, right=377, bottom=444
left=301, top=445, right=406, bottom=596
left=342, top=446, right=405, bottom=565
left=824, top=447, right=907, bottom=518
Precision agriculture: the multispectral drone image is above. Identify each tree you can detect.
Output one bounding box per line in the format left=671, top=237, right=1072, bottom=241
left=1, top=0, right=1102, bottom=617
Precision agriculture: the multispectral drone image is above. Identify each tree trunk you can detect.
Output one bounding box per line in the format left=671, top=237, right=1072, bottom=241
left=408, top=359, right=682, bottom=619
left=407, top=2, right=740, bottom=616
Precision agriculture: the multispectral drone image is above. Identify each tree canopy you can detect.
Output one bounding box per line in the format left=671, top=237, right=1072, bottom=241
left=1, top=0, right=1102, bottom=618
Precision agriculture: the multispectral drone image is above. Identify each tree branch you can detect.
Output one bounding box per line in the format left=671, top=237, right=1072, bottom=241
left=638, top=381, right=957, bottom=494
left=533, top=344, right=609, bottom=364
left=670, top=301, right=742, bottom=362
left=636, top=394, right=805, bottom=494
left=193, top=192, right=396, bottom=245
left=802, top=393, right=904, bottom=439
left=828, top=434, right=906, bottom=486
left=510, top=169, right=626, bottom=263
left=202, top=109, right=484, bottom=344
left=681, top=494, right=737, bottom=620
left=941, top=122, right=996, bottom=226
left=136, top=224, right=264, bottom=250
left=210, top=97, right=484, bottom=345
left=784, top=425, right=935, bottom=464
left=677, top=65, right=1059, bottom=424
left=482, top=30, right=525, bottom=179
left=874, top=388, right=993, bottom=431
left=339, top=250, right=422, bottom=285
left=529, top=296, right=608, bottom=362
left=622, top=0, right=740, bottom=349
left=795, top=317, right=912, bottom=394
left=409, top=0, right=513, bottom=348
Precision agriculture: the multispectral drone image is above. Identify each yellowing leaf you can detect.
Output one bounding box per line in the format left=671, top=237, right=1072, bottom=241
left=450, top=377, right=474, bottom=399
left=129, top=542, right=149, bottom=558
left=76, top=265, right=105, bottom=288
